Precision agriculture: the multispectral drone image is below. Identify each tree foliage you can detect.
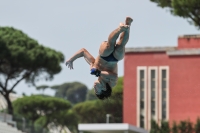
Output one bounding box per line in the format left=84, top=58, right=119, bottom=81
left=86, top=88, right=97, bottom=101
left=52, top=82, right=88, bottom=104
left=150, top=120, right=160, bottom=133
left=36, top=85, right=50, bottom=94
left=178, top=120, right=193, bottom=133
left=150, top=0, right=200, bottom=29
left=73, top=100, right=106, bottom=123
left=160, top=121, right=170, bottom=133
left=13, top=95, right=77, bottom=132
left=195, top=118, right=200, bottom=133
left=0, top=27, right=64, bottom=114
left=171, top=122, right=179, bottom=133
left=150, top=119, right=200, bottom=133
left=36, top=85, right=49, bottom=91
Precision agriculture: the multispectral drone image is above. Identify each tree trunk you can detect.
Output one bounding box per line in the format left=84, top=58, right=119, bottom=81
left=31, top=121, right=35, bottom=133
left=3, top=93, right=13, bottom=115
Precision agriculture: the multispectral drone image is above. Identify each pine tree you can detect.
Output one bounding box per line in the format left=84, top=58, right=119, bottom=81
left=160, top=120, right=170, bottom=133
left=150, top=119, right=160, bottom=133
left=171, top=122, right=178, bottom=133
left=195, top=118, right=200, bottom=133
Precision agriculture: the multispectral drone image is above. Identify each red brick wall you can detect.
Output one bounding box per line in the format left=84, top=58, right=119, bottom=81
left=123, top=52, right=200, bottom=126
left=178, top=37, right=200, bottom=49
left=169, top=55, right=200, bottom=124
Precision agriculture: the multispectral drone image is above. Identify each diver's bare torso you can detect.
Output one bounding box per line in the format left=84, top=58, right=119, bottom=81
left=93, top=55, right=118, bottom=87
left=94, top=56, right=117, bottom=73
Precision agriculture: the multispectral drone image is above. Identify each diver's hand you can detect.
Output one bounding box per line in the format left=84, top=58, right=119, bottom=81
left=65, top=59, right=73, bottom=70
left=90, top=68, right=101, bottom=77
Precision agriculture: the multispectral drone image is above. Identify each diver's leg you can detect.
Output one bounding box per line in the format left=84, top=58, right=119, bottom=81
left=113, top=17, right=133, bottom=60
left=99, top=22, right=129, bottom=57
left=107, top=23, right=130, bottom=47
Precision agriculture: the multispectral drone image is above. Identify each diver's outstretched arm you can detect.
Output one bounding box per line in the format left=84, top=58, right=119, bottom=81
left=66, top=48, right=95, bottom=69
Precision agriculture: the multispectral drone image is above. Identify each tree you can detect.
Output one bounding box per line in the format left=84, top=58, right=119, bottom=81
left=0, top=27, right=64, bottom=114
left=150, top=120, right=160, bottom=133
left=104, top=77, right=123, bottom=123
left=73, top=100, right=106, bottom=123
left=195, top=118, right=200, bottom=133
left=86, top=88, right=97, bottom=101
left=35, top=109, right=78, bottom=133
left=178, top=120, right=193, bottom=133
left=36, top=85, right=49, bottom=94
left=160, top=121, right=170, bottom=133
left=52, top=82, right=88, bottom=104
left=150, top=0, right=200, bottom=29
left=13, top=95, right=77, bottom=132
left=171, top=122, right=178, bottom=133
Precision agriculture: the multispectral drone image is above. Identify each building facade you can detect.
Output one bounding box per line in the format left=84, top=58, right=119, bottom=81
left=123, top=35, right=200, bottom=130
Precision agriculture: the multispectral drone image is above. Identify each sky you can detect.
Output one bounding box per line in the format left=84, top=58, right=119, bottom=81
left=0, top=0, right=199, bottom=96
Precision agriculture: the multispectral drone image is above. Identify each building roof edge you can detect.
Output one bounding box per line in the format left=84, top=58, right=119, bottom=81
left=167, top=49, right=200, bottom=56
left=178, top=34, right=200, bottom=38
left=125, top=47, right=177, bottom=53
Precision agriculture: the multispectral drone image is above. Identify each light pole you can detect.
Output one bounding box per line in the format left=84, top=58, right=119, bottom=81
left=106, top=114, right=111, bottom=123
left=22, top=117, right=26, bottom=131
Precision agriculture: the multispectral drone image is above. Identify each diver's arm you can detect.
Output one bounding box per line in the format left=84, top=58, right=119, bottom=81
left=66, top=48, right=95, bottom=69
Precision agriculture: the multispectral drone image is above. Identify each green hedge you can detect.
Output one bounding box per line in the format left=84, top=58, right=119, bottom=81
left=150, top=118, right=200, bottom=133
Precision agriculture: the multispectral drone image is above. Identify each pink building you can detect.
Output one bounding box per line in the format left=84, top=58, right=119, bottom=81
left=123, top=35, right=200, bottom=130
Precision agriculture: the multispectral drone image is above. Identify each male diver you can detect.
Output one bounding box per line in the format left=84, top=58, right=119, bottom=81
left=66, top=17, right=133, bottom=99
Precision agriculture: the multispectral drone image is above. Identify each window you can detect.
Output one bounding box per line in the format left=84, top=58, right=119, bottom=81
left=162, top=70, right=166, bottom=89
left=137, top=66, right=169, bottom=129
left=140, top=69, right=145, bottom=128
left=137, top=67, right=147, bottom=129
left=140, top=115, right=145, bottom=128
left=162, top=69, right=166, bottom=120
left=148, top=67, right=158, bottom=130
left=140, top=70, right=144, bottom=89
left=151, top=70, right=156, bottom=117
left=151, top=90, right=155, bottom=99
left=140, top=91, right=144, bottom=99
left=140, top=101, right=144, bottom=109
left=159, top=67, right=169, bottom=122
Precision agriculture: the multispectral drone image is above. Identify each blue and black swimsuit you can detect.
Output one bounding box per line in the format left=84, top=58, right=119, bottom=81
left=100, top=52, right=118, bottom=62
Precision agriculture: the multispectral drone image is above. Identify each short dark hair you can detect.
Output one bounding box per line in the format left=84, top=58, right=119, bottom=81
left=95, top=83, right=112, bottom=100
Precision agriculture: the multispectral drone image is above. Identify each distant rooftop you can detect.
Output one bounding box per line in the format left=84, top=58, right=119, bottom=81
left=179, top=34, right=200, bottom=38
left=125, top=47, right=200, bottom=56
left=126, top=34, right=200, bottom=55
left=125, top=47, right=176, bottom=53
left=167, top=49, right=200, bottom=56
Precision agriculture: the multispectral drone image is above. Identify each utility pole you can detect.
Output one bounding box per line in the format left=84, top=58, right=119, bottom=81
left=106, top=114, right=111, bottom=123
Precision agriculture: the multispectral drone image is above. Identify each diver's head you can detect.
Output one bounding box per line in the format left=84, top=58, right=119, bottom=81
left=93, top=80, right=112, bottom=100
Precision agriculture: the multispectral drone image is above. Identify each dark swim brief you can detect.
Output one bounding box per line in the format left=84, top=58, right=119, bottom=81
left=100, top=53, right=118, bottom=62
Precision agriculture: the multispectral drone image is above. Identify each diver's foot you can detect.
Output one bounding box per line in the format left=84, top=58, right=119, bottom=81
left=119, top=23, right=129, bottom=32
left=125, top=17, right=133, bottom=25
